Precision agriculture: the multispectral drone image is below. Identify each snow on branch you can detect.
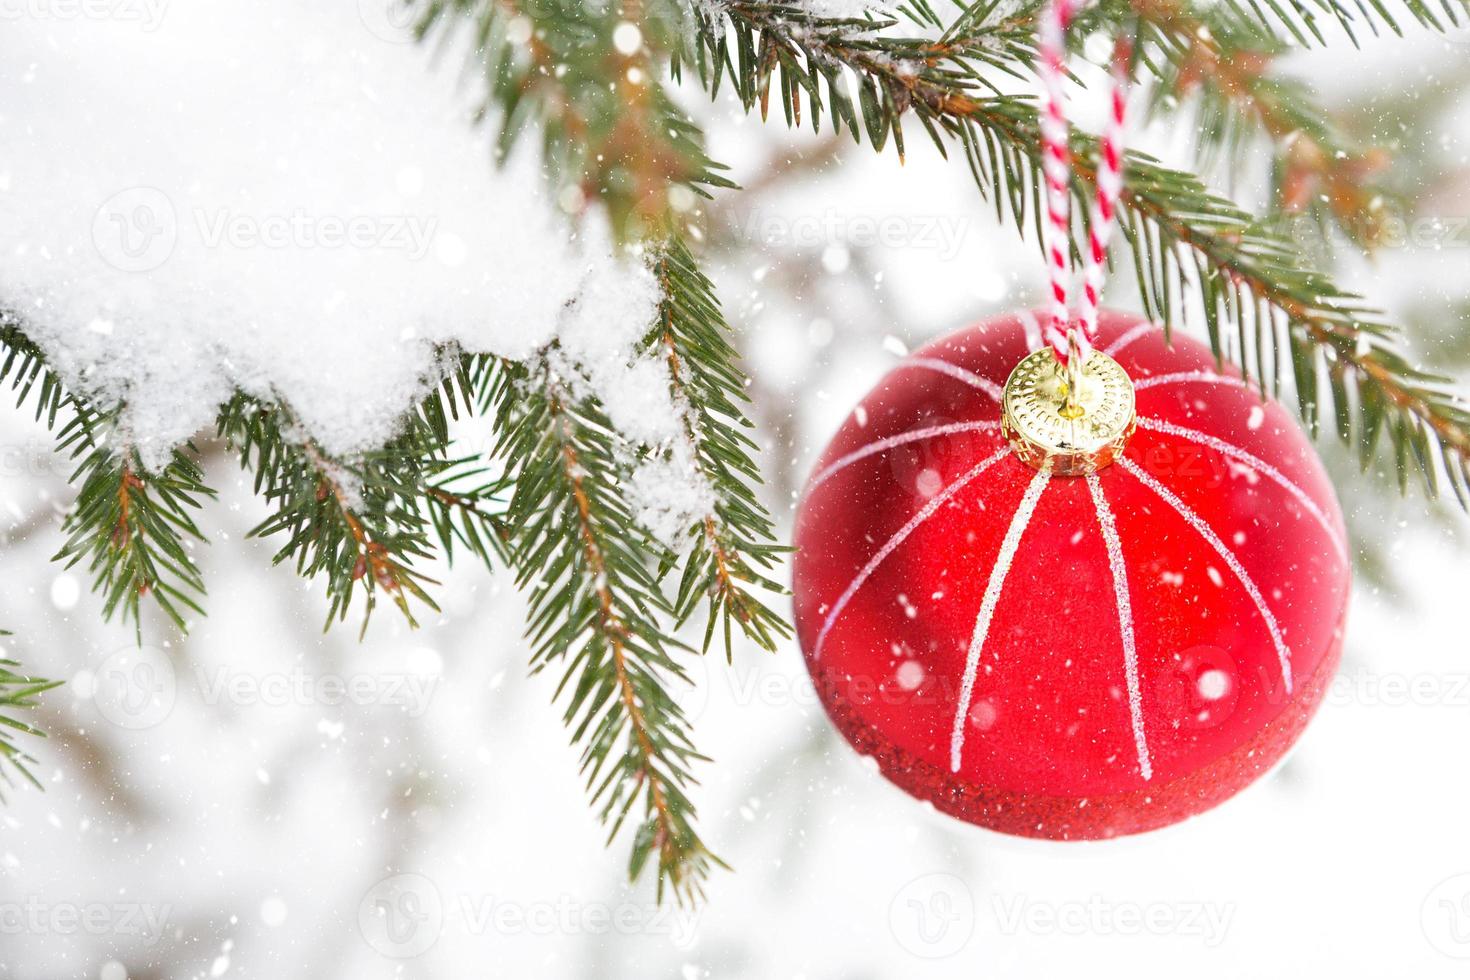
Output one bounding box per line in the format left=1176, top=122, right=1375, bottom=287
left=0, top=0, right=696, bottom=517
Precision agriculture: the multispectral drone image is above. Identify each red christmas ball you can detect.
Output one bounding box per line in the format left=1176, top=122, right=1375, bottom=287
left=793, top=310, right=1350, bottom=839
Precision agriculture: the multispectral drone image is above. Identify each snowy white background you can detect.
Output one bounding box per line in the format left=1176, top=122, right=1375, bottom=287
left=1, top=2, right=1469, bottom=978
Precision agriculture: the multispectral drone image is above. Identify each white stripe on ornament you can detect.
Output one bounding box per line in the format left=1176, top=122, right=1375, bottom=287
left=808, top=421, right=1000, bottom=492
left=1136, top=415, right=1346, bottom=562
left=900, top=357, right=1005, bottom=401
left=1104, top=321, right=1156, bottom=357
left=1133, top=371, right=1249, bottom=392
left=1117, top=456, right=1294, bottom=694
left=1086, top=472, right=1154, bottom=781
left=948, top=465, right=1052, bottom=773
left=812, top=447, right=1010, bottom=661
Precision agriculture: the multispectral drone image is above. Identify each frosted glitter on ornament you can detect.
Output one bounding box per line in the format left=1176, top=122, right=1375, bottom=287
left=793, top=310, right=1350, bottom=839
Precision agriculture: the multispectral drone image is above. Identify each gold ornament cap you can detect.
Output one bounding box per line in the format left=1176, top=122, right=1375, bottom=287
left=1001, top=347, right=1136, bottom=476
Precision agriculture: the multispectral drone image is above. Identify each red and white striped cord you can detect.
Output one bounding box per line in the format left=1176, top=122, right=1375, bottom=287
left=1079, top=35, right=1133, bottom=345
left=1037, top=0, right=1134, bottom=367
left=1037, top=0, right=1079, bottom=362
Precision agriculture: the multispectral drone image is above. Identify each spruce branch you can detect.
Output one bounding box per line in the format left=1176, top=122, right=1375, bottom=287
left=418, top=0, right=792, bottom=895
left=1117, top=0, right=1396, bottom=248
left=425, top=0, right=786, bottom=648
left=413, top=356, right=517, bottom=570
left=1, top=316, right=213, bottom=637
left=53, top=446, right=212, bottom=639
left=216, top=395, right=444, bottom=635
left=417, top=0, right=735, bottom=236
left=0, top=635, right=61, bottom=801
left=421, top=462, right=515, bottom=572
left=656, top=238, right=790, bottom=659
left=686, top=0, right=1470, bottom=503
left=481, top=358, right=722, bottom=903
left=1206, top=0, right=1467, bottom=47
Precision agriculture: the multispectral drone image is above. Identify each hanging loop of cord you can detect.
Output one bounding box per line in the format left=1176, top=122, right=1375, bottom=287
left=1036, top=0, right=1135, bottom=411
left=1001, top=7, right=1139, bottom=476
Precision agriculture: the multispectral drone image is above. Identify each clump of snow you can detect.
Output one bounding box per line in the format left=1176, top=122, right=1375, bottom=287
left=540, top=247, right=719, bottom=544
left=0, top=0, right=701, bottom=547
left=626, top=437, right=719, bottom=549
left=550, top=257, right=683, bottom=448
